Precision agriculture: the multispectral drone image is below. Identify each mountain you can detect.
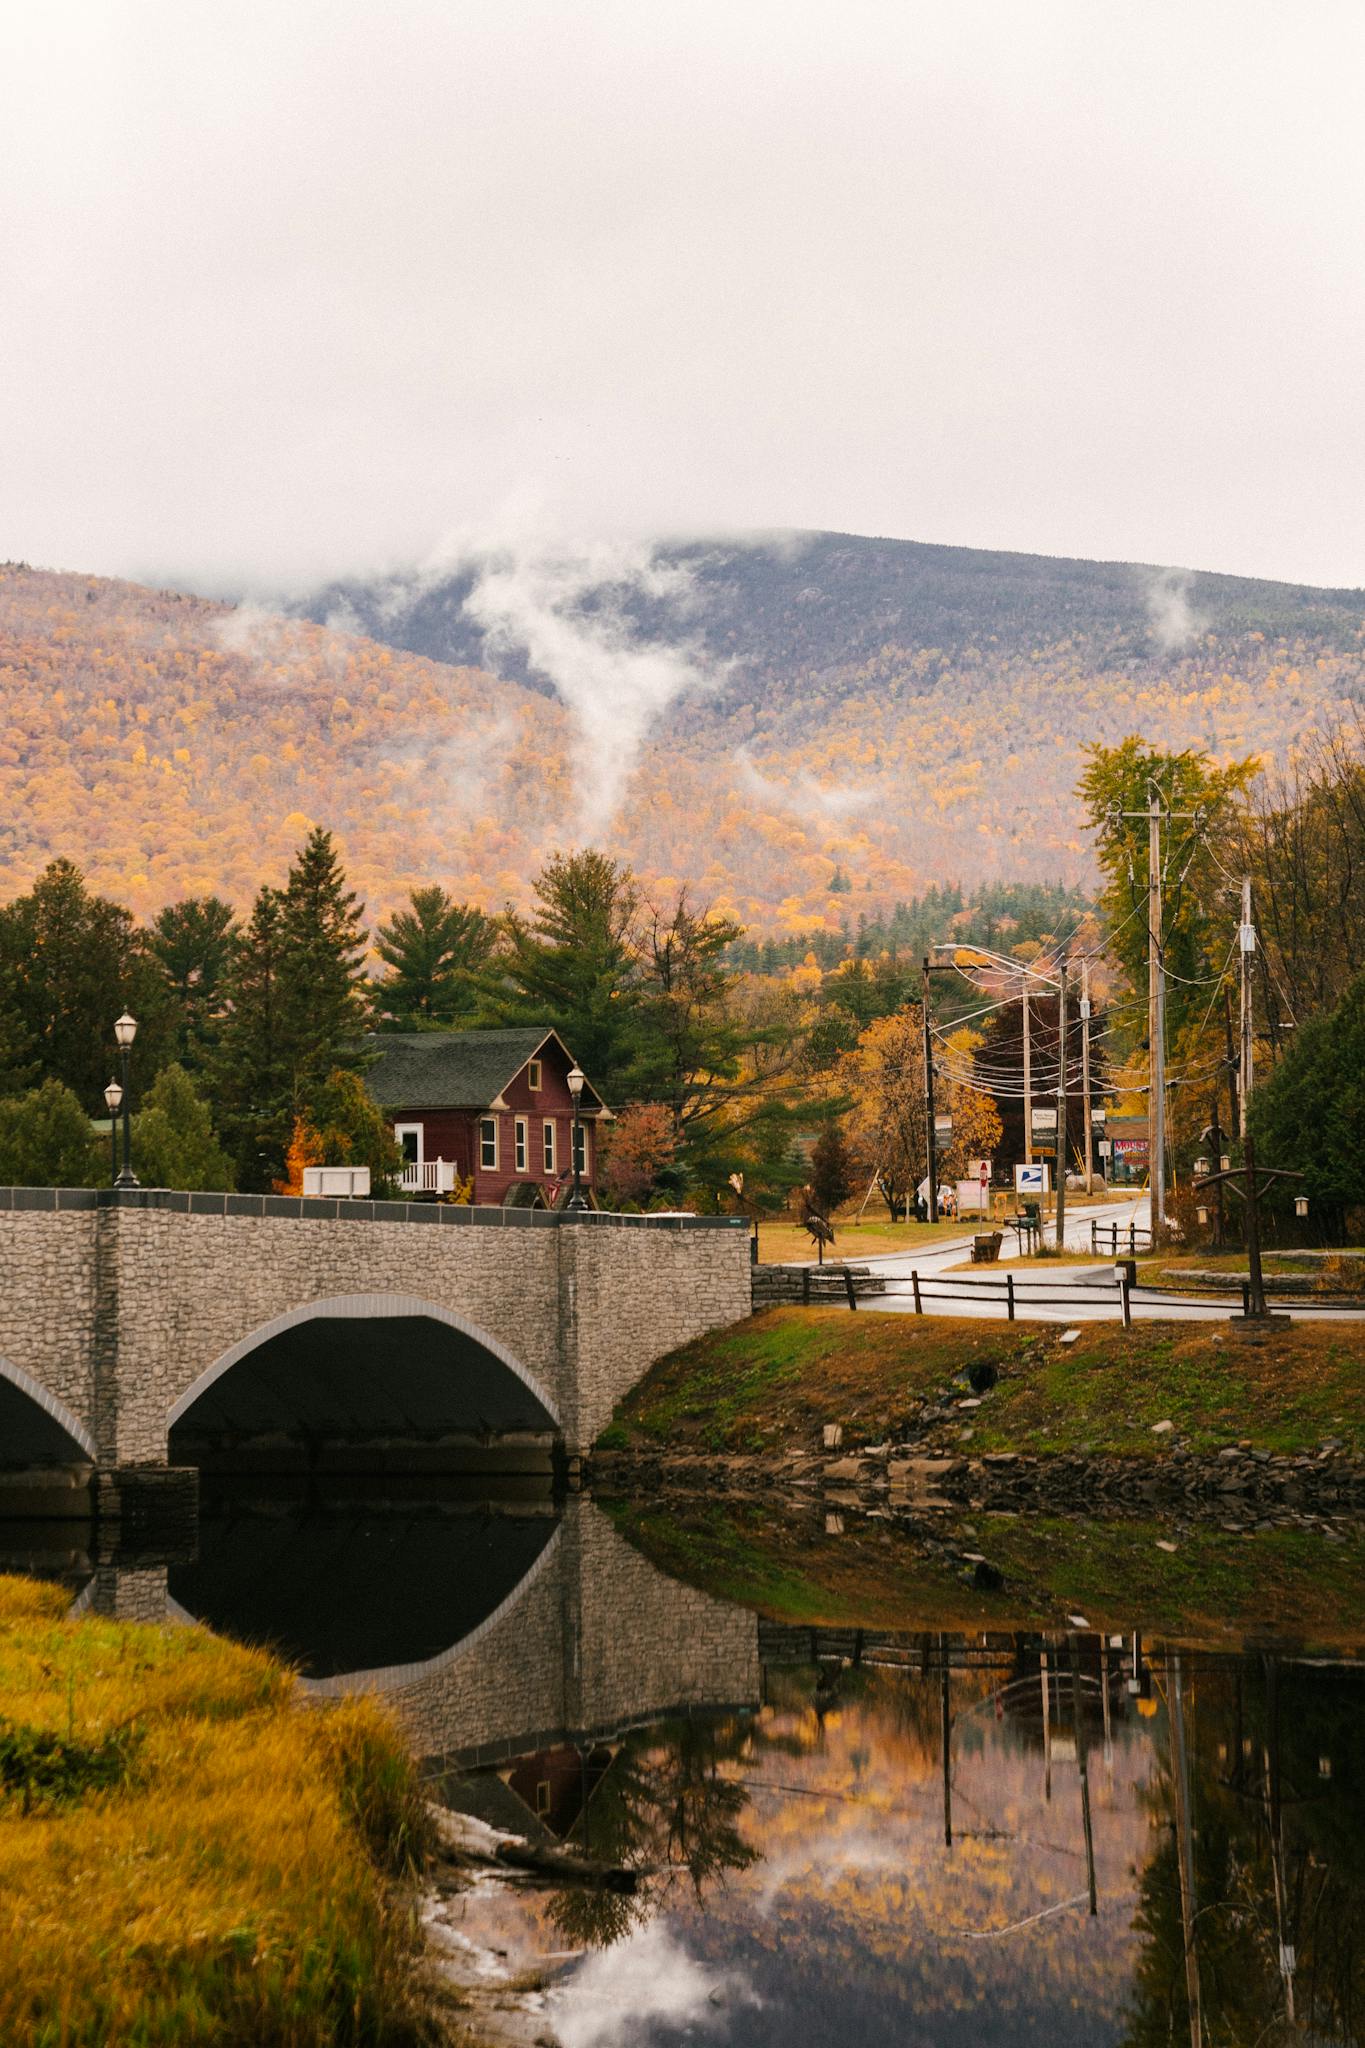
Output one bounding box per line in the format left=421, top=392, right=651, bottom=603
left=309, top=531, right=1365, bottom=713
left=0, top=533, right=1361, bottom=936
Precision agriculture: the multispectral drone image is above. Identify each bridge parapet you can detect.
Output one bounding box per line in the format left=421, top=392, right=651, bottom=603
left=0, top=1192, right=750, bottom=1466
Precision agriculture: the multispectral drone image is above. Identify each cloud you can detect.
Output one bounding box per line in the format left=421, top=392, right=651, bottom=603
left=735, top=749, right=878, bottom=822
left=1142, top=568, right=1205, bottom=653
left=437, top=525, right=727, bottom=835
left=547, top=1920, right=758, bottom=2048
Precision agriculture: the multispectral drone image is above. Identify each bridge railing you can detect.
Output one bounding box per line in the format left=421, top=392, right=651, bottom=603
left=0, top=1186, right=750, bottom=1231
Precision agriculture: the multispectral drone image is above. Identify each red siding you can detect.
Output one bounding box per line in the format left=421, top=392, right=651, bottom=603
left=389, top=1035, right=600, bottom=1206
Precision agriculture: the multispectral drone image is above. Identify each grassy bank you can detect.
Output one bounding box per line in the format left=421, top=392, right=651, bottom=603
left=603, top=1306, right=1365, bottom=1459
left=608, top=1497, right=1365, bottom=1648
left=0, top=1575, right=443, bottom=2047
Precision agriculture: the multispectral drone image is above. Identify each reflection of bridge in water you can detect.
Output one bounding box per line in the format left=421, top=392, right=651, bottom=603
left=85, top=1496, right=763, bottom=1765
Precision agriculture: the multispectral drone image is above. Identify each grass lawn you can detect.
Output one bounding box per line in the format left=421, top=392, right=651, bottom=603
left=1136, top=1249, right=1365, bottom=1289
left=0, top=1576, right=446, bottom=2047
left=603, top=1305, right=1365, bottom=1459
left=754, top=1214, right=975, bottom=1265
left=607, top=1496, right=1365, bottom=1649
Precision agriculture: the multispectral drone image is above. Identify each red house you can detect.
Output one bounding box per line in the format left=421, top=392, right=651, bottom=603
left=365, top=1028, right=610, bottom=1207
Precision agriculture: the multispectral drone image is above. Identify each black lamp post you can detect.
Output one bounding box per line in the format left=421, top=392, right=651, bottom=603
left=113, top=1011, right=139, bottom=1188
left=103, top=1079, right=123, bottom=1187
left=566, top=1063, right=587, bottom=1211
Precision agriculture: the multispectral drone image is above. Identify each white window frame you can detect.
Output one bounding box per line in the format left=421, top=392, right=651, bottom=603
left=573, top=1120, right=588, bottom=1175
left=514, top=1117, right=528, bottom=1173
left=395, top=1123, right=423, bottom=1167
left=527, top=1058, right=543, bottom=1091
left=479, top=1117, right=498, bottom=1171
left=543, top=1119, right=556, bottom=1173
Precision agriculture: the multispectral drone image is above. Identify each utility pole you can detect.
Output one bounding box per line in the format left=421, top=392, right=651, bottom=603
left=1147, top=784, right=1166, bottom=1241
left=922, top=958, right=938, bottom=1224
left=1022, top=980, right=1033, bottom=1166
left=1080, top=957, right=1093, bottom=1195
left=1238, top=877, right=1254, bottom=1137
left=1055, top=959, right=1069, bottom=1251
left=1117, top=780, right=1197, bottom=1243
left=1239, top=881, right=1264, bottom=1313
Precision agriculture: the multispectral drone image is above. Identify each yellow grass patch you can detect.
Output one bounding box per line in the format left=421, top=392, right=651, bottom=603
left=0, top=1575, right=433, bottom=2046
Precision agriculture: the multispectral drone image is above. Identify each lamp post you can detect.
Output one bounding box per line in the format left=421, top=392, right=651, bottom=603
left=113, top=1011, right=139, bottom=1188
left=566, top=1063, right=587, bottom=1211
left=103, top=1080, right=123, bottom=1187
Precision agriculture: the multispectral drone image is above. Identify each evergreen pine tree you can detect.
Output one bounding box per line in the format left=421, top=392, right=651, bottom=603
left=276, top=828, right=371, bottom=1098
left=374, top=887, right=496, bottom=1027
left=212, top=886, right=292, bottom=1188
left=150, top=896, right=239, bottom=1070
left=213, top=833, right=372, bottom=1189
left=495, top=850, right=641, bottom=1091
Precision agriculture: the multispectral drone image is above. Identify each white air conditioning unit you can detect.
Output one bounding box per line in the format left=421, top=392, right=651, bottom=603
left=302, top=1165, right=371, bottom=1198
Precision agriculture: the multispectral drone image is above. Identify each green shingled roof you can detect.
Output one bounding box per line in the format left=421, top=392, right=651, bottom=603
left=364, top=1028, right=593, bottom=1110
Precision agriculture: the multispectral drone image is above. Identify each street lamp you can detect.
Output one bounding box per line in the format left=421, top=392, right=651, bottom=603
left=112, top=1012, right=139, bottom=1189
left=103, top=1079, right=123, bottom=1187
left=566, top=1063, right=587, bottom=1211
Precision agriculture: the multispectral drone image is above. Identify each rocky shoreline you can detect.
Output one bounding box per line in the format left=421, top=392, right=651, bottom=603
left=588, top=1439, right=1365, bottom=1523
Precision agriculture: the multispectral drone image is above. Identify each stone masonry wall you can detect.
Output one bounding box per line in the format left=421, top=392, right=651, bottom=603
left=565, top=1224, right=753, bottom=1446
left=0, top=1197, right=753, bottom=1464
left=0, top=1211, right=100, bottom=1449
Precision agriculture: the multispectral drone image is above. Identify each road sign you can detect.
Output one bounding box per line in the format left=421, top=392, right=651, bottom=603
left=934, top=1113, right=953, bottom=1139
left=1090, top=1107, right=1107, bottom=1126
left=1031, top=1106, right=1057, bottom=1132
left=1097, top=1139, right=1112, bottom=1159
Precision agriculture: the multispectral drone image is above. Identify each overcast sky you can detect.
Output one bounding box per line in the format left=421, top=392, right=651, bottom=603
left=3, top=0, right=1363, bottom=593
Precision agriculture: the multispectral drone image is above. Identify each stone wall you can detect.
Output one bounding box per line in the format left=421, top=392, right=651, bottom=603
left=0, top=1209, right=100, bottom=1449
left=0, top=1193, right=752, bottom=1463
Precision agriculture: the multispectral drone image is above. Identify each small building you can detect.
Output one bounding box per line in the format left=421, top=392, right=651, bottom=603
left=364, top=1027, right=610, bottom=1206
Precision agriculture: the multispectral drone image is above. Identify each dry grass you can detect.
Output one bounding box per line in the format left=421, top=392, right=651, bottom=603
left=0, top=1575, right=436, bottom=2046
left=754, top=1215, right=977, bottom=1266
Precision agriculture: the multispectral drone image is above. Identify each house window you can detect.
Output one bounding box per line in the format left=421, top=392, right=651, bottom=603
left=395, top=1125, right=422, bottom=1166
left=480, top=1117, right=498, bottom=1171
left=573, top=1121, right=587, bottom=1175
left=543, top=1120, right=556, bottom=1173
left=514, top=1117, right=527, bottom=1173
left=527, top=1059, right=543, bottom=1091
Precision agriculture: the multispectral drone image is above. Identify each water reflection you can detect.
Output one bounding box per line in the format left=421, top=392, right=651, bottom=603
left=46, top=1491, right=1365, bottom=2045
left=170, top=1486, right=561, bottom=1680
left=444, top=1620, right=1365, bottom=2046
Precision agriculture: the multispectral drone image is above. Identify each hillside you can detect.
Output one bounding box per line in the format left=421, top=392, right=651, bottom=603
left=0, top=534, right=1361, bottom=935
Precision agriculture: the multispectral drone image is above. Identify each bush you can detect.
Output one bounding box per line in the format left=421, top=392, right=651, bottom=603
left=134, top=1063, right=235, bottom=1191
left=0, top=1079, right=103, bottom=1187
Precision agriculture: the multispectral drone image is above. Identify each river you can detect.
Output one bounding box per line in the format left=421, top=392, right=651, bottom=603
left=33, top=1483, right=1365, bottom=2047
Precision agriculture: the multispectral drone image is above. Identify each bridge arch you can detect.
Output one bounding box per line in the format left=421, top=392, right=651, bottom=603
left=0, top=1353, right=95, bottom=1462
left=167, top=1292, right=562, bottom=1435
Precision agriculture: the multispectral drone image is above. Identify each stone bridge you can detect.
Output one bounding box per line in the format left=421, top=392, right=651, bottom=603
left=0, top=1188, right=751, bottom=1468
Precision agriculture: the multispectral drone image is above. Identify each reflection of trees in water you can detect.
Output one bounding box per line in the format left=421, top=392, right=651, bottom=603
left=1125, top=1658, right=1365, bottom=2047
left=547, top=1714, right=760, bottom=1949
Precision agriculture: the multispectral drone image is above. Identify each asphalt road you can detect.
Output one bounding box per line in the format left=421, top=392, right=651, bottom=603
left=856, top=1194, right=1365, bottom=1325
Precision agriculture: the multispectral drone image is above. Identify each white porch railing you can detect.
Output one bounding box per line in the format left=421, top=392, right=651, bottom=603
left=398, top=1158, right=458, bottom=1196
